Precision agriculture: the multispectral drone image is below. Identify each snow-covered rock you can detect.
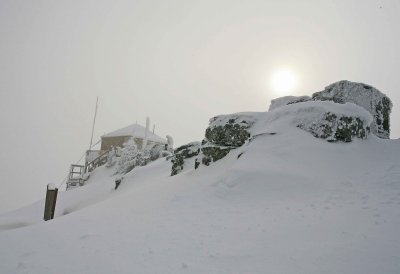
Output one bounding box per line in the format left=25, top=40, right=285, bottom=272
left=171, top=142, right=201, bottom=175
left=198, top=113, right=257, bottom=166
left=297, top=112, right=370, bottom=142
left=200, top=143, right=232, bottom=166
left=312, top=80, right=392, bottom=139
left=172, top=98, right=375, bottom=176
left=268, top=95, right=311, bottom=111
left=265, top=100, right=373, bottom=142
left=205, top=113, right=256, bottom=147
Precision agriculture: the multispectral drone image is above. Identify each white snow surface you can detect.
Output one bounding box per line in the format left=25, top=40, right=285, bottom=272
left=208, top=112, right=257, bottom=129
left=0, top=103, right=399, bottom=274
left=268, top=95, right=311, bottom=111
left=47, top=183, right=56, bottom=190
left=261, top=100, right=373, bottom=132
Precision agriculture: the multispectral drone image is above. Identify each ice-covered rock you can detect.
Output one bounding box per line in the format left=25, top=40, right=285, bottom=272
left=312, top=80, right=392, bottom=139
left=268, top=95, right=311, bottom=111
left=198, top=113, right=257, bottom=166
left=265, top=100, right=373, bottom=142
left=199, top=144, right=232, bottom=166
left=205, top=113, right=256, bottom=147
left=172, top=90, right=378, bottom=175
left=297, top=112, right=370, bottom=142
left=171, top=142, right=201, bottom=176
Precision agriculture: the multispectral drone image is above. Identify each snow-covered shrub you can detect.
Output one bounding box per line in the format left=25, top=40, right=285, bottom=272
left=171, top=142, right=201, bottom=176
left=116, top=140, right=151, bottom=174
left=268, top=95, right=311, bottom=111
left=148, top=143, right=165, bottom=161
left=166, top=135, right=174, bottom=151
left=312, top=80, right=392, bottom=139
left=115, top=140, right=172, bottom=175
left=106, top=149, right=117, bottom=167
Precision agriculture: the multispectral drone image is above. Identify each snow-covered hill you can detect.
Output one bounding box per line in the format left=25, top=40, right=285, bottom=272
left=0, top=100, right=399, bottom=274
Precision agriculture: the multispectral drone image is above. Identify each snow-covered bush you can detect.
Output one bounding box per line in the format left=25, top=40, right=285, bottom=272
left=149, top=143, right=165, bottom=161
left=115, top=141, right=168, bottom=174
left=166, top=135, right=174, bottom=151
left=106, top=149, right=117, bottom=167
left=116, top=140, right=150, bottom=174
left=312, top=80, right=392, bottom=139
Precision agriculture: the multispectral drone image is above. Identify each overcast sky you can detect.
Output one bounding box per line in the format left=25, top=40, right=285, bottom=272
left=0, top=0, right=399, bottom=213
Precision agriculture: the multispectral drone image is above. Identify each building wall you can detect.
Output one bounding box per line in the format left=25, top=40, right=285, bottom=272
left=100, top=136, right=132, bottom=151
left=100, top=136, right=159, bottom=151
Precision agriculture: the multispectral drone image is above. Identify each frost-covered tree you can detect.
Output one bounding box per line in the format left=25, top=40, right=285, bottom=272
left=116, top=139, right=151, bottom=174
left=115, top=140, right=170, bottom=174
left=106, top=147, right=116, bottom=167
left=166, top=135, right=174, bottom=151
left=149, top=143, right=164, bottom=161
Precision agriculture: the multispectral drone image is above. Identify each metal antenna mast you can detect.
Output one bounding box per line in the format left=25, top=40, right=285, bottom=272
left=89, top=96, right=99, bottom=150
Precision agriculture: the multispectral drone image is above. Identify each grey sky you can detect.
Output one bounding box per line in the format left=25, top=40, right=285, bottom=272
left=1, top=0, right=399, bottom=213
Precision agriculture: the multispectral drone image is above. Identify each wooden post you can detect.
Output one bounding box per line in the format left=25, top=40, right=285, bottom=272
left=44, top=184, right=58, bottom=221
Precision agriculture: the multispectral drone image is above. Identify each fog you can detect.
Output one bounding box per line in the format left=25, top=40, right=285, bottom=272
left=1, top=0, right=399, bottom=213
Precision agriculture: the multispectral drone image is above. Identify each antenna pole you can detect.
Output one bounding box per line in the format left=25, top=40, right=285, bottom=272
left=89, top=97, right=99, bottom=150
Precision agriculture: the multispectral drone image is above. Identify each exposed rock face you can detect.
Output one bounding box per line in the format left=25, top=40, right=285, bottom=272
left=312, top=80, right=392, bottom=139
left=199, top=114, right=256, bottom=166
left=171, top=80, right=390, bottom=175
left=205, top=114, right=255, bottom=147
left=170, top=142, right=201, bottom=176
left=200, top=144, right=232, bottom=166
left=269, top=95, right=311, bottom=111
left=171, top=114, right=256, bottom=175
left=297, top=112, right=370, bottom=142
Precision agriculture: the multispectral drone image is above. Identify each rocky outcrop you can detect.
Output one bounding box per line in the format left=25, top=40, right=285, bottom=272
left=199, top=114, right=256, bottom=166
left=170, top=81, right=390, bottom=176
left=170, top=114, right=256, bottom=175
left=297, top=112, right=370, bottom=142
left=170, top=142, right=201, bottom=176
left=312, top=80, right=392, bottom=139
left=200, top=143, right=232, bottom=166
left=204, top=114, right=255, bottom=147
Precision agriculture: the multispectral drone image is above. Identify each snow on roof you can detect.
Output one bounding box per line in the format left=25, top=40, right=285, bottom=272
left=102, top=123, right=166, bottom=144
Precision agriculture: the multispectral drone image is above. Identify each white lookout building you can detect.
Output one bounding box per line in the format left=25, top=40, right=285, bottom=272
left=66, top=118, right=168, bottom=190
left=100, top=123, right=166, bottom=151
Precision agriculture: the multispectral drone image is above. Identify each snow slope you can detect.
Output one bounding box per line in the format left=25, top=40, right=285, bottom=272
left=0, top=106, right=400, bottom=274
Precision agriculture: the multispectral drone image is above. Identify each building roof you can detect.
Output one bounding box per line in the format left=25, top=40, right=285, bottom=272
left=102, top=123, right=166, bottom=144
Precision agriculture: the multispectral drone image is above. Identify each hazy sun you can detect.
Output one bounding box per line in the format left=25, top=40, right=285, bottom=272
left=270, top=68, right=298, bottom=96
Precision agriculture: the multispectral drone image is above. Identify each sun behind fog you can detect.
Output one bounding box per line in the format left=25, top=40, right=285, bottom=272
left=270, top=68, right=298, bottom=96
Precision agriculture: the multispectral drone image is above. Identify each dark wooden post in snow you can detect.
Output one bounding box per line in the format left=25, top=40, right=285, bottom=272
left=44, top=184, right=58, bottom=221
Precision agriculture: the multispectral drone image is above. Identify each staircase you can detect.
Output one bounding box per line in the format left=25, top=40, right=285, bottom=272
left=66, top=164, right=85, bottom=190
left=66, top=150, right=109, bottom=190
